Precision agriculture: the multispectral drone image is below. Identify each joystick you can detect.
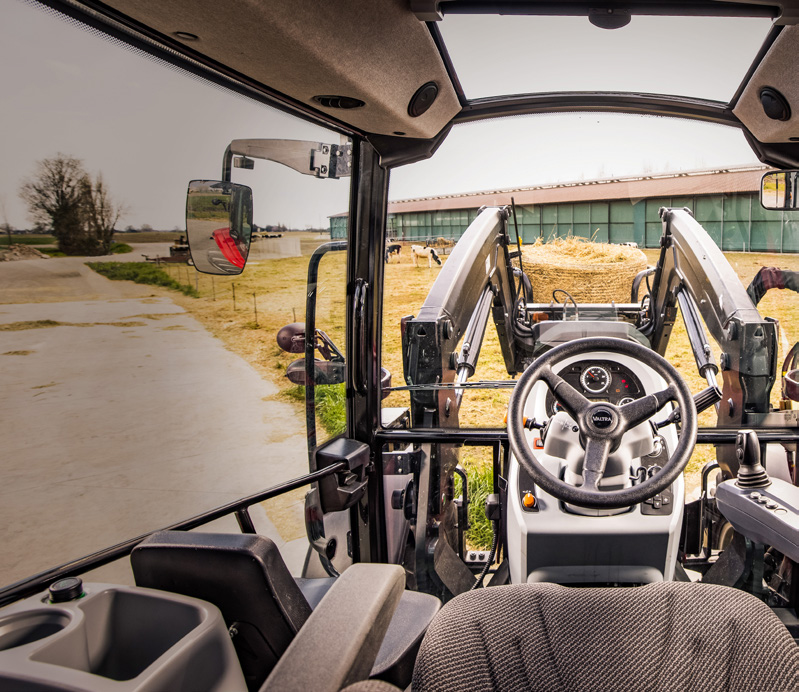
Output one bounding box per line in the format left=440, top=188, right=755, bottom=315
left=735, top=430, right=771, bottom=488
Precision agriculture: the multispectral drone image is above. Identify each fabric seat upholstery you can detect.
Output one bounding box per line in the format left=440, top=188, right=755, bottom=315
left=412, top=581, right=799, bottom=691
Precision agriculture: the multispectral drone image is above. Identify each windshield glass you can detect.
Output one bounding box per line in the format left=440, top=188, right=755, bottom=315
left=439, top=15, right=773, bottom=101
left=383, top=111, right=799, bottom=504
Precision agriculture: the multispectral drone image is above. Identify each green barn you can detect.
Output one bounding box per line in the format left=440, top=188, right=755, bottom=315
left=330, top=166, right=799, bottom=252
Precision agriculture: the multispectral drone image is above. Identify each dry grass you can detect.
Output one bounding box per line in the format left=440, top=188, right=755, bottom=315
left=0, top=319, right=147, bottom=331
left=166, top=235, right=347, bottom=444
left=163, top=238, right=799, bottom=504
left=523, top=236, right=640, bottom=264
left=520, top=237, right=647, bottom=305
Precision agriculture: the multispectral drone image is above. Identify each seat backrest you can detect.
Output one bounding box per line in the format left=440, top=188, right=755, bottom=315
left=412, top=581, right=799, bottom=691
left=131, top=531, right=312, bottom=692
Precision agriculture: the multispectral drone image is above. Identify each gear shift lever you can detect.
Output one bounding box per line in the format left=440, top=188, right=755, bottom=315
left=735, top=429, right=771, bottom=489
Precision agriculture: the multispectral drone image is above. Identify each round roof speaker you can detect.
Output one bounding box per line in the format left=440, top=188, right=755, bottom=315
left=760, top=87, right=791, bottom=121
left=408, top=82, right=438, bottom=118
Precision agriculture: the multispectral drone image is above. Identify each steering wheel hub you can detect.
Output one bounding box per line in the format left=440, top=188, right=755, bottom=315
left=587, top=406, right=617, bottom=431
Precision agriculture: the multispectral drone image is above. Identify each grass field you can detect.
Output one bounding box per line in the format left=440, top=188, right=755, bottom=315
left=113, top=232, right=183, bottom=243
left=88, top=261, right=199, bottom=296
left=0, top=234, right=54, bottom=246
left=156, top=237, right=799, bottom=547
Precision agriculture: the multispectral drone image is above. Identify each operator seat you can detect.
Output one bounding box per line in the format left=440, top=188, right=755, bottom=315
left=410, top=581, right=799, bottom=691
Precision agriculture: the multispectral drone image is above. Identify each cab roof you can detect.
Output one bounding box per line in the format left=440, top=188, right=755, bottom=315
left=53, top=0, right=799, bottom=166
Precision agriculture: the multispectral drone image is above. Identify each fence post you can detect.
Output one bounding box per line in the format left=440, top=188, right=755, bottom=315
left=232, top=282, right=236, bottom=311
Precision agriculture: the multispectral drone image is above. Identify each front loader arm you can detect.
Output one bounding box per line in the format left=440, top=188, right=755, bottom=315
left=401, top=206, right=519, bottom=428
left=398, top=206, right=519, bottom=596
left=647, top=208, right=777, bottom=476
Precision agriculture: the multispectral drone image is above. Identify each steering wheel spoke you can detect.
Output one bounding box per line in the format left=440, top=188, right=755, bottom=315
left=540, top=365, right=591, bottom=419
left=619, top=385, right=677, bottom=428
left=582, top=438, right=611, bottom=492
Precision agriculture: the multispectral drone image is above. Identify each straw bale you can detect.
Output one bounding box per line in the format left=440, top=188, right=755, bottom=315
left=519, top=237, right=647, bottom=304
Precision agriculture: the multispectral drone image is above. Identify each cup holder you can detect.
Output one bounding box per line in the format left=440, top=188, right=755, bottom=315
left=0, top=612, right=71, bottom=652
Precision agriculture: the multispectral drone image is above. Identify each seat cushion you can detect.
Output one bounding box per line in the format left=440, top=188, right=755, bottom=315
left=412, top=581, right=799, bottom=691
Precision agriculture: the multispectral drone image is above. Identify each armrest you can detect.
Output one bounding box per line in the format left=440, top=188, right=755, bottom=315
left=262, top=563, right=405, bottom=692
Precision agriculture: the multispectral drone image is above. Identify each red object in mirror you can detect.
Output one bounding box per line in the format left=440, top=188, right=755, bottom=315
left=212, top=227, right=246, bottom=268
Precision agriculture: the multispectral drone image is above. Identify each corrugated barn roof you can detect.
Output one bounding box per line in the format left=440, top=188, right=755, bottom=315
left=385, top=166, right=769, bottom=215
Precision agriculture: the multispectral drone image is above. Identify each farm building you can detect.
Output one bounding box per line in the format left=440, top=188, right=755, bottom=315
left=329, top=165, right=799, bottom=253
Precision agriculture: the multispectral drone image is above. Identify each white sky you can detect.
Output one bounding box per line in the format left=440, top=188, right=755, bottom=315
left=0, top=1, right=769, bottom=229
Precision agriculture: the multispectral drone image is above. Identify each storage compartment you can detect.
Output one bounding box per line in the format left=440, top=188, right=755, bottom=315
left=33, top=589, right=202, bottom=680
left=0, top=584, right=246, bottom=692
left=0, top=612, right=70, bottom=652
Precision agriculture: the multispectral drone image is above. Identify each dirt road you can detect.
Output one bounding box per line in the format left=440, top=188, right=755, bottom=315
left=0, top=251, right=309, bottom=588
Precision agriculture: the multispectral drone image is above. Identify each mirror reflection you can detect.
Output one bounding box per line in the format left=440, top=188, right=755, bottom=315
left=186, top=180, right=253, bottom=275
left=761, top=170, right=799, bottom=211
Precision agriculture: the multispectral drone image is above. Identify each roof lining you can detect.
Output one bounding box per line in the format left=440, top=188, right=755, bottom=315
left=33, top=0, right=799, bottom=170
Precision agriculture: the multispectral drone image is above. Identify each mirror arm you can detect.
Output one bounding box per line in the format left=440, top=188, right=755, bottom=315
left=221, top=144, right=233, bottom=182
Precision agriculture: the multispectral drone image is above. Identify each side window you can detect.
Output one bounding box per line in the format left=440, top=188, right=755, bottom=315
left=0, top=1, right=350, bottom=586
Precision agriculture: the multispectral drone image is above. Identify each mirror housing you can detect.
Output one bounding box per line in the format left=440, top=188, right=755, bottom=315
left=761, top=170, right=799, bottom=210
left=286, top=359, right=346, bottom=386
left=276, top=323, right=306, bottom=354
left=186, top=180, right=253, bottom=275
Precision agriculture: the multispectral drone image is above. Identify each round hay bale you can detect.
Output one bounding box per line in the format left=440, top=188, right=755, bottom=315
left=520, top=237, right=647, bottom=304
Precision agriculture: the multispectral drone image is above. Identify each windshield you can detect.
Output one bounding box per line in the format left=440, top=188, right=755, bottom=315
left=383, top=109, right=799, bottom=506
left=439, top=15, right=773, bottom=102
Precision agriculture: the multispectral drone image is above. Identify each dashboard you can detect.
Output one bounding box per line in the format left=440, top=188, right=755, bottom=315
left=545, top=359, right=645, bottom=416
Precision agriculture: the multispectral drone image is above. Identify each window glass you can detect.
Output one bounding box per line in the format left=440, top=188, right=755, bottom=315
left=0, top=0, right=350, bottom=586
left=440, top=15, right=772, bottom=102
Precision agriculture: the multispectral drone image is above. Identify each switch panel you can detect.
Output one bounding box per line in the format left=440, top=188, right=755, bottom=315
left=716, top=477, right=799, bottom=561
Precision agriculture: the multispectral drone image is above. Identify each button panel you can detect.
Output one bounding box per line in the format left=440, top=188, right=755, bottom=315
left=640, top=439, right=673, bottom=516
left=746, top=489, right=785, bottom=513
left=517, top=465, right=540, bottom=512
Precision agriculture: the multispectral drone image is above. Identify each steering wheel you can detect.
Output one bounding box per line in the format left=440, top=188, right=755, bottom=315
left=507, top=337, right=697, bottom=509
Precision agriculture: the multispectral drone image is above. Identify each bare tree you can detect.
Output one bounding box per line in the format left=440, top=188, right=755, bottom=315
left=19, top=154, right=86, bottom=254
left=81, top=174, right=125, bottom=254
left=0, top=196, right=12, bottom=247
left=19, top=154, right=125, bottom=255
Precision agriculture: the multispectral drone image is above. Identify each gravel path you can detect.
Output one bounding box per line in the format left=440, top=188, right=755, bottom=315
left=0, top=252, right=309, bottom=588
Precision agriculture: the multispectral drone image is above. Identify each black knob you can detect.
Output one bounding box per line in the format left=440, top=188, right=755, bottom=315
left=49, top=577, right=84, bottom=603
left=735, top=430, right=771, bottom=489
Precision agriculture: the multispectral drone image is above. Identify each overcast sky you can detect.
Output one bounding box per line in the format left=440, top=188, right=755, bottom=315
left=0, top=1, right=770, bottom=229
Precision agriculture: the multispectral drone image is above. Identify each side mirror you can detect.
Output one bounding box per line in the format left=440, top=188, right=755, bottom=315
left=186, top=180, right=253, bottom=275
left=761, top=170, right=799, bottom=211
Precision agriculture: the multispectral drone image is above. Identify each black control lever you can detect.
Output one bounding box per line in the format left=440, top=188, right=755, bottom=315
left=655, top=385, right=722, bottom=429
left=735, top=429, right=771, bottom=488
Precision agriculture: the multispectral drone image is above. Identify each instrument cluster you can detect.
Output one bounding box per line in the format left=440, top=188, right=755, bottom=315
left=545, top=360, right=645, bottom=416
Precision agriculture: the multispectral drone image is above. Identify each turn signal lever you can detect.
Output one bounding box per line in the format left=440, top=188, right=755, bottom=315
left=503, top=412, right=546, bottom=430
left=655, top=385, right=722, bottom=429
